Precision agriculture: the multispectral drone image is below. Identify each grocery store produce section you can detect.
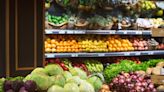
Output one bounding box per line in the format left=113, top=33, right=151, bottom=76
left=0, top=0, right=164, bottom=92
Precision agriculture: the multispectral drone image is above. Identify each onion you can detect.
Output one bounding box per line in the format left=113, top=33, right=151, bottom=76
left=142, top=82, right=148, bottom=87
left=147, top=79, right=152, bottom=83
left=140, top=87, right=145, bottom=92
left=132, top=75, right=137, bottom=79
left=119, top=79, right=125, bottom=84
left=136, top=82, right=142, bottom=86
left=148, top=83, right=154, bottom=89
left=119, top=75, right=125, bottom=79
left=126, top=78, right=131, bottom=82
left=138, top=77, right=143, bottom=82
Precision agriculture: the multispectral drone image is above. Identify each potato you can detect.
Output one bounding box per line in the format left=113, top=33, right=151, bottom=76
left=157, top=85, right=164, bottom=92
left=152, top=66, right=162, bottom=75
left=101, top=84, right=110, bottom=90
left=156, top=62, right=164, bottom=68
left=146, top=68, right=153, bottom=75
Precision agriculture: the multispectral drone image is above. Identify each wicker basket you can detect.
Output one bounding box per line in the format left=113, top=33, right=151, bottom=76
left=48, top=22, right=67, bottom=29
left=74, top=21, right=89, bottom=29
left=104, top=23, right=114, bottom=30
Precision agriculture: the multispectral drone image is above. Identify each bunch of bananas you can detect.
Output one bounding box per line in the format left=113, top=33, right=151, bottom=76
left=84, top=60, right=104, bottom=73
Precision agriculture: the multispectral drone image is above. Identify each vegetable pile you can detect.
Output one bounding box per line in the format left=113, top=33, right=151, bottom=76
left=109, top=72, right=156, bottom=92
left=0, top=78, right=5, bottom=92
left=104, top=59, right=164, bottom=83
left=48, top=13, right=68, bottom=25
left=23, top=64, right=104, bottom=92
left=84, top=60, right=104, bottom=73
left=3, top=77, right=37, bottom=92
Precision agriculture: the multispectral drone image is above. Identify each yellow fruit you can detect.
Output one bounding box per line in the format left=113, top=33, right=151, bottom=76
left=45, top=48, right=51, bottom=52
left=156, top=10, right=163, bottom=16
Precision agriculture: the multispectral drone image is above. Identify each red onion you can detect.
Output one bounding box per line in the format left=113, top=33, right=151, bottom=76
left=136, top=82, right=142, bottom=86
left=148, top=83, right=154, bottom=89
left=119, top=79, right=125, bottom=83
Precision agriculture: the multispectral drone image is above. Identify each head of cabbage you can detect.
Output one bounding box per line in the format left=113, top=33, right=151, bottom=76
left=69, top=67, right=87, bottom=79
left=45, top=64, right=63, bottom=76
left=50, top=74, right=66, bottom=87
left=87, top=76, right=103, bottom=92
left=25, top=74, right=52, bottom=90
left=63, top=71, right=72, bottom=80
left=79, top=80, right=95, bottom=92
left=66, top=76, right=83, bottom=85
left=64, top=83, right=79, bottom=92
left=31, top=67, right=47, bottom=76
left=48, top=85, right=64, bottom=92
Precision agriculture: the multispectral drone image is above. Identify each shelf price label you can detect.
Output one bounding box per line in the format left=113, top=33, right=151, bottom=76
left=98, top=53, right=105, bottom=57
left=46, top=54, right=55, bottom=58
left=109, top=31, right=115, bottom=34
left=71, top=54, right=78, bottom=57
left=74, top=31, right=86, bottom=34
left=124, top=52, right=130, bottom=56
left=67, top=30, right=74, bottom=34
left=135, top=52, right=141, bottom=55
left=59, top=31, right=65, bottom=34
left=123, top=31, right=127, bottom=34
left=136, top=31, right=142, bottom=34
left=148, top=52, right=154, bottom=55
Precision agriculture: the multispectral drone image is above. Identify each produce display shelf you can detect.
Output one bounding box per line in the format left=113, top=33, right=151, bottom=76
left=45, top=29, right=151, bottom=35
left=45, top=50, right=164, bottom=58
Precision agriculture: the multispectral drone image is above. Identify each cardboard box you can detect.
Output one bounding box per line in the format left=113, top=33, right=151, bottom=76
left=152, top=28, right=164, bottom=37
left=151, top=75, right=164, bottom=85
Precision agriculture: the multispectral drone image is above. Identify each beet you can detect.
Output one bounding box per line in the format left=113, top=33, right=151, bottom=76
left=19, top=87, right=28, bottom=92
left=6, top=89, right=14, bottom=92
left=24, top=80, right=37, bottom=92
left=11, top=80, right=24, bottom=92
left=4, top=80, right=13, bottom=91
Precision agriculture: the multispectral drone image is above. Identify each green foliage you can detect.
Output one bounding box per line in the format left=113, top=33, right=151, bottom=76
left=104, top=59, right=164, bottom=83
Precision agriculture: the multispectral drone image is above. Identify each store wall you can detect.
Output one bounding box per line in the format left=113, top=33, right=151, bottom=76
left=1, top=0, right=44, bottom=77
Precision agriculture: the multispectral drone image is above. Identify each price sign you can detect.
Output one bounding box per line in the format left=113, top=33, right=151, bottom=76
left=124, top=53, right=130, bottom=56
left=74, top=31, right=85, bottom=34
left=71, top=54, right=78, bottom=57
left=67, top=30, right=74, bottom=34
left=98, top=53, right=105, bottom=57
left=46, top=54, right=55, bottom=58
left=161, top=68, right=164, bottom=75
left=135, top=52, right=141, bottom=55
left=59, top=31, right=65, bottom=34
left=148, top=52, right=154, bottom=55
left=109, top=31, right=115, bottom=34
left=136, top=31, right=142, bottom=34
left=123, top=31, right=127, bottom=34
